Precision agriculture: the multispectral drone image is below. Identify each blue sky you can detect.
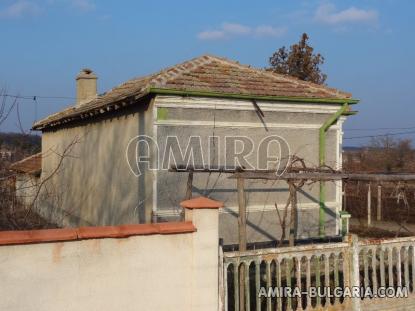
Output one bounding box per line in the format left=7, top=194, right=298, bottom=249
left=0, top=0, right=414, bottom=146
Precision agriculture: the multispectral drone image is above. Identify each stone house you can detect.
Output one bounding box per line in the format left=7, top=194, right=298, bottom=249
left=9, top=153, right=41, bottom=207
left=32, top=55, right=358, bottom=245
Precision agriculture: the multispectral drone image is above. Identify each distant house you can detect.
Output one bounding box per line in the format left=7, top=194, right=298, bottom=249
left=10, top=153, right=41, bottom=208
left=32, top=55, right=358, bottom=244
left=0, top=150, right=12, bottom=161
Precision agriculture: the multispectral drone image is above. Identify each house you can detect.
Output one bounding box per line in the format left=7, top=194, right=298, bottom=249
left=32, top=55, right=358, bottom=244
left=9, top=153, right=41, bottom=208
left=0, top=149, right=12, bottom=161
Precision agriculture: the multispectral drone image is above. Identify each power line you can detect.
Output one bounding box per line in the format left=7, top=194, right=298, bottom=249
left=0, top=94, right=75, bottom=100
left=33, top=97, right=38, bottom=123
left=3, top=93, right=415, bottom=140
left=347, top=126, right=415, bottom=131
left=344, top=130, right=415, bottom=140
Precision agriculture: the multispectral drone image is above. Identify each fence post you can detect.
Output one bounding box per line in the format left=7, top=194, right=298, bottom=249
left=377, top=185, right=382, bottom=221
left=367, top=183, right=371, bottom=227
left=180, top=196, right=224, bottom=311
left=218, top=242, right=225, bottom=311
left=348, top=234, right=361, bottom=311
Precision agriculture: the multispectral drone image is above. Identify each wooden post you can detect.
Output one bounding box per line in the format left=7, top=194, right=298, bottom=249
left=237, top=176, right=247, bottom=311
left=288, top=182, right=297, bottom=247
left=237, top=176, right=247, bottom=251
left=367, top=183, right=371, bottom=227
left=185, top=171, right=193, bottom=200
left=377, top=184, right=382, bottom=221
left=343, top=182, right=347, bottom=211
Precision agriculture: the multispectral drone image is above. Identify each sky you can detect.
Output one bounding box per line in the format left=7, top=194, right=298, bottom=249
left=0, top=0, right=414, bottom=147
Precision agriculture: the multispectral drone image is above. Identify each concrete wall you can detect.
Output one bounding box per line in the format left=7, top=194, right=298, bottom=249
left=15, top=174, right=40, bottom=207
left=0, top=197, right=220, bottom=311
left=152, top=96, right=346, bottom=243
left=39, top=102, right=153, bottom=226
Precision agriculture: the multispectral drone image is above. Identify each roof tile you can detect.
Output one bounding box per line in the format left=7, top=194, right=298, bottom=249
left=33, top=54, right=354, bottom=130
left=10, top=153, right=42, bottom=175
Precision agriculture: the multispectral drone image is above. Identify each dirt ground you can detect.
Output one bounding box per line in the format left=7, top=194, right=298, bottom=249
left=346, top=182, right=415, bottom=224
left=350, top=224, right=411, bottom=239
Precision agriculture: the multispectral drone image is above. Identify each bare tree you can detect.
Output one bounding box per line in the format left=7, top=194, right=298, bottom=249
left=0, top=87, right=71, bottom=230
left=0, top=88, right=18, bottom=127
left=344, top=136, right=414, bottom=173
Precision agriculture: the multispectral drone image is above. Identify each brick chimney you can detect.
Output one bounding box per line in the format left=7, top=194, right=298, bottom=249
left=76, top=68, right=97, bottom=106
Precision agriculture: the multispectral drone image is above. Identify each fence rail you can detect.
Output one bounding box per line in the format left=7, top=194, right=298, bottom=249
left=222, top=236, right=415, bottom=311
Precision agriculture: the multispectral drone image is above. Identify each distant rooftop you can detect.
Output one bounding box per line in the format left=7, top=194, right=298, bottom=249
left=10, top=153, right=42, bottom=176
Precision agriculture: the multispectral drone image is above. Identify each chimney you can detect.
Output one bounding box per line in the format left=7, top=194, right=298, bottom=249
left=76, top=68, right=97, bottom=106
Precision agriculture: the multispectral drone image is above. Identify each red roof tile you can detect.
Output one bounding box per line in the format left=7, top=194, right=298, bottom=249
left=10, top=153, right=41, bottom=175
left=33, top=55, right=356, bottom=130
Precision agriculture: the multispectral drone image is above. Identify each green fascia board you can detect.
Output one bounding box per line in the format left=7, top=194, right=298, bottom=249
left=342, top=110, right=358, bottom=116
left=157, top=107, right=168, bottom=120
left=149, top=87, right=359, bottom=105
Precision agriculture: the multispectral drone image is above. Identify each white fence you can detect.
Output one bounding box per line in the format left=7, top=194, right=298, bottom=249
left=222, top=236, right=415, bottom=311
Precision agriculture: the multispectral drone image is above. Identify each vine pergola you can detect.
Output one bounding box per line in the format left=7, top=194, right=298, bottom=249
left=170, top=164, right=415, bottom=250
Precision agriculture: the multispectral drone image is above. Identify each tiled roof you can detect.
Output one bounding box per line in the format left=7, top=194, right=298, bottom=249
left=33, top=55, right=356, bottom=130
left=10, top=153, right=42, bottom=175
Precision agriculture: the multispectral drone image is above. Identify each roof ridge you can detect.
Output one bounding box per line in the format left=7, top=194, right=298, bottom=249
left=149, top=55, right=216, bottom=87
left=204, top=54, right=350, bottom=98
left=93, top=55, right=215, bottom=99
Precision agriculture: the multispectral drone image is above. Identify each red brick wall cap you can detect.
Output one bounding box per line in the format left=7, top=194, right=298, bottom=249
left=0, top=221, right=196, bottom=246
left=180, top=196, right=223, bottom=209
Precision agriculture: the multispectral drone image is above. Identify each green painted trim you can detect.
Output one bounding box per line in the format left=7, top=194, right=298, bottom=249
left=149, top=87, right=359, bottom=105
left=157, top=107, right=168, bottom=120
left=342, top=111, right=358, bottom=116
left=339, top=211, right=351, bottom=236
left=319, top=103, right=349, bottom=237
left=319, top=103, right=349, bottom=166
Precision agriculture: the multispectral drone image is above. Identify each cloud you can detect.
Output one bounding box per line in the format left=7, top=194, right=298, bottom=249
left=46, top=0, right=95, bottom=12
left=222, top=23, right=251, bottom=35
left=255, top=25, right=287, bottom=37
left=197, top=22, right=286, bottom=40
left=0, top=1, right=41, bottom=18
left=0, top=0, right=96, bottom=19
left=69, top=0, right=95, bottom=12
left=314, top=3, right=378, bottom=25
left=198, top=30, right=226, bottom=40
